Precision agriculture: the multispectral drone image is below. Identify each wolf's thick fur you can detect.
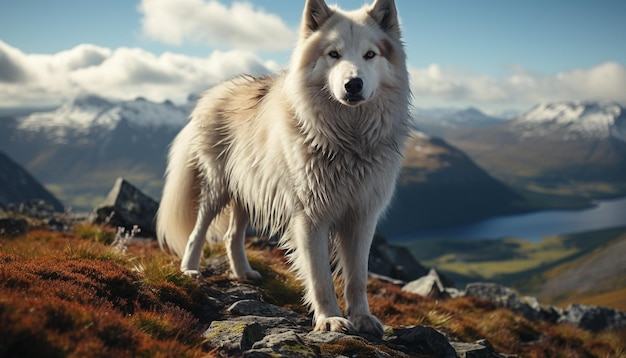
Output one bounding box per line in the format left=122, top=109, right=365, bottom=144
left=157, top=0, right=409, bottom=336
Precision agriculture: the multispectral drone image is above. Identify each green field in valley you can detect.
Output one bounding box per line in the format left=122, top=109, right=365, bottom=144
left=399, top=226, right=626, bottom=310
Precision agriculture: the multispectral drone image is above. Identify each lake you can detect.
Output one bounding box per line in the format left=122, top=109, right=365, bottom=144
left=393, top=196, right=626, bottom=242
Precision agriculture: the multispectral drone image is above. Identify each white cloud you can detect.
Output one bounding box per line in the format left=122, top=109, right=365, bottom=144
left=2, top=39, right=625, bottom=112
left=0, top=40, right=279, bottom=108
left=138, top=0, right=295, bottom=51
left=410, top=62, right=626, bottom=110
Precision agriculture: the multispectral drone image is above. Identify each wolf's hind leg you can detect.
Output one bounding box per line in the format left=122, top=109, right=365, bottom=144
left=225, top=202, right=262, bottom=283
left=180, top=185, right=223, bottom=278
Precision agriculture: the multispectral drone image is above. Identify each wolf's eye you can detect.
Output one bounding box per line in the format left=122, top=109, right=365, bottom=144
left=328, top=50, right=341, bottom=59
left=364, top=51, right=376, bottom=60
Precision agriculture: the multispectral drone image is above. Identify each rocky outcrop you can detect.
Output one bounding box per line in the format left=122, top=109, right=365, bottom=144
left=203, top=296, right=506, bottom=357
left=463, top=282, right=626, bottom=332
left=558, top=303, right=626, bottom=332
left=464, top=283, right=561, bottom=323
left=401, top=274, right=626, bottom=334
left=369, top=234, right=429, bottom=281
left=402, top=268, right=460, bottom=299
left=0, top=218, right=28, bottom=236
left=89, top=178, right=158, bottom=237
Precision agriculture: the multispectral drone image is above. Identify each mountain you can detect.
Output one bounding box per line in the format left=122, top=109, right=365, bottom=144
left=379, top=132, right=524, bottom=236
left=444, top=101, right=626, bottom=198
left=511, top=101, right=626, bottom=141
left=0, top=95, right=188, bottom=210
left=0, top=151, right=64, bottom=211
left=412, top=107, right=506, bottom=137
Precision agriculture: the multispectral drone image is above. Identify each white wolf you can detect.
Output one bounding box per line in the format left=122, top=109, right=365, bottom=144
left=157, top=0, right=410, bottom=336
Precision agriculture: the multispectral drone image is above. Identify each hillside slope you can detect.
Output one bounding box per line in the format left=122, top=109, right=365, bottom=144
left=379, top=132, right=524, bottom=236
left=0, top=151, right=64, bottom=210
left=1, top=224, right=624, bottom=357
left=526, top=231, right=626, bottom=311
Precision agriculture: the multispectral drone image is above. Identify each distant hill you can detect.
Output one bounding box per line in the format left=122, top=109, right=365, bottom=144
left=523, top=228, right=626, bottom=311
left=0, top=151, right=64, bottom=211
left=444, top=101, right=626, bottom=198
left=379, top=132, right=524, bottom=236
left=412, top=107, right=506, bottom=138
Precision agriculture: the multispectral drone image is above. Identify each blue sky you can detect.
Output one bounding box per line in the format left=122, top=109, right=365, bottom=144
left=1, top=0, right=625, bottom=113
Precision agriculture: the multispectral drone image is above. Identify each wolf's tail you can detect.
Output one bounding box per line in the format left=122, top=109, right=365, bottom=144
left=157, top=125, right=229, bottom=258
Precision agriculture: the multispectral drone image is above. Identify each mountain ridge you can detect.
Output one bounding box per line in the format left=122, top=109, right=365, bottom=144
left=511, top=101, right=626, bottom=142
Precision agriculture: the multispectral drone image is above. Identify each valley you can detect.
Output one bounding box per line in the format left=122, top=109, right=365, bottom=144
left=400, top=226, right=626, bottom=311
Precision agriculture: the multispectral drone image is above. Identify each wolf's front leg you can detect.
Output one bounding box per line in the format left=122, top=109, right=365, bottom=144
left=291, top=218, right=356, bottom=333
left=337, top=219, right=384, bottom=337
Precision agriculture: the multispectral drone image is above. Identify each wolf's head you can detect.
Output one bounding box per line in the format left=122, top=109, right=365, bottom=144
left=289, top=0, right=405, bottom=108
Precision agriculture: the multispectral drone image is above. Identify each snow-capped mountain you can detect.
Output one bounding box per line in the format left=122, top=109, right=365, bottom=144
left=442, top=101, right=626, bottom=194
left=17, top=95, right=188, bottom=144
left=412, top=107, right=505, bottom=137
left=0, top=95, right=191, bottom=210
left=511, top=102, right=626, bottom=142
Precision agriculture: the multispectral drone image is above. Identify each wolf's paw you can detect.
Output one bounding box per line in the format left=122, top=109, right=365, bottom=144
left=314, top=316, right=357, bottom=334
left=232, top=270, right=263, bottom=284
left=182, top=270, right=203, bottom=280
left=350, top=314, right=384, bottom=337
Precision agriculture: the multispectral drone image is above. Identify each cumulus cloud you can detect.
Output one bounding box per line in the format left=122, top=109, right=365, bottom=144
left=0, top=40, right=279, bottom=108
left=2, top=39, right=624, bottom=112
left=0, top=41, right=31, bottom=83
left=138, top=0, right=295, bottom=51
left=410, top=62, right=626, bottom=110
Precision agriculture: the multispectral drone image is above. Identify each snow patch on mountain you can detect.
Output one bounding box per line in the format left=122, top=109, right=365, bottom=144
left=18, top=95, right=188, bottom=143
left=512, top=102, right=626, bottom=141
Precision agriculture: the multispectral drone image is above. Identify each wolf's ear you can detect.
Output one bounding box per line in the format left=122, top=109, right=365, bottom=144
left=301, top=0, right=333, bottom=37
left=368, top=0, right=401, bottom=39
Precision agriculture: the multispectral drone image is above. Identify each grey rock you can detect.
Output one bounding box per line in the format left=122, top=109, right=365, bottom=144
left=203, top=320, right=264, bottom=353
left=465, top=283, right=558, bottom=322
left=369, top=234, right=429, bottom=281
left=368, top=272, right=406, bottom=286
left=402, top=268, right=449, bottom=298
left=384, top=325, right=457, bottom=358
left=89, top=177, right=158, bottom=237
left=5, top=200, right=60, bottom=220
left=0, top=218, right=28, bottom=236
left=244, top=331, right=319, bottom=358
left=228, top=299, right=310, bottom=325
left=451, top=339, right=506, bottom=358
left=303, top=330, right=350, bottom=344
left=558, top=303, right=626, bottom=332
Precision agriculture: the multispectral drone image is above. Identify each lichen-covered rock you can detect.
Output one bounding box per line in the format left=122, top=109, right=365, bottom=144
left=244, top=331, right=319, bottom=358
left=203, top=320, right=264, bottom=353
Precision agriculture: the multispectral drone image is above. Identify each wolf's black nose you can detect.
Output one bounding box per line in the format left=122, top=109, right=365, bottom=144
left=345, top=78, right=363, bottom=94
